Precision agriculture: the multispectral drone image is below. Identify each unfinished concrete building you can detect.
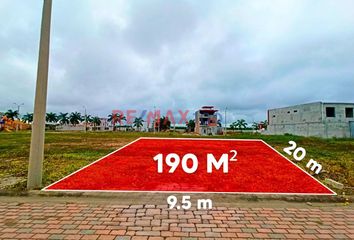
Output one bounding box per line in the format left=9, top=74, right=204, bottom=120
left=266, top=102, right=354, bottom=138
left=195, top=106, right=219, bottom=135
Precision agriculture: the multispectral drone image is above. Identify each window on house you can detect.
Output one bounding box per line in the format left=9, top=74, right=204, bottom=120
left=272, top=115, right=276, bottom=118
left=326, top=107, right=335, bottom=117
left=294, top=110, right=298, bottom=113
left=346, top=108, right=353, bottom=118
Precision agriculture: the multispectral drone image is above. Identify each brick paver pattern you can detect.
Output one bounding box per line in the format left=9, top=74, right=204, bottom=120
left=0, top=202, right=353, bottom=239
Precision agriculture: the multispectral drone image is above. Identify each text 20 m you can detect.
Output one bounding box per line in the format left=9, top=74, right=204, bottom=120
left=153, top=151, right=238, bottom=174
left=167, top=195, right=212, bottom=210
left=283, top=141, right=322, bottom=174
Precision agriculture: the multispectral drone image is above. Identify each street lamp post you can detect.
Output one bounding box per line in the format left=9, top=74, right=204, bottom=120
left=13, top=103, right=24, bottom=132
left=13, top=103, right=24, bottom=114
left=27, top=0, right=52, bottom=190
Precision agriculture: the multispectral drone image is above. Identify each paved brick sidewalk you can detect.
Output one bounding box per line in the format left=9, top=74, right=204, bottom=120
left=0, top=199, right=353, bottom=239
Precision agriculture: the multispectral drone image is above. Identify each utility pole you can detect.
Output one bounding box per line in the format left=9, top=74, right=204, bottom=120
left=83, top=106, right=87, bottom=132
left=13, top=103, right=24, bottom=132
left=224, top=107, right=227, bottom=135
left=153, top=106, right=156, bottom=134
left=27, top=0, right=52, bottom=190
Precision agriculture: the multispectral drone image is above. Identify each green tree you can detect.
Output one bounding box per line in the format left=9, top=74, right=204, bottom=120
left=158, top=116, right=171, bottom=131
left=85, top=114, right=93, bottom=123
left=92, top=116, right=101, bottom=129
left=117, top=114, right=126, bottom=131
left=46, top=112, right=58, bottom=123
left=235, top=119, right=248, bottom=132
left=22, top=113, right=33, bottom=123
left=133, top=117, right=144, bottom=131
left=108, top=113, right=119, bottom=131
left=117, top=114, right=126, bottom=124
left=69, top=112, right=82, bottom=126
left=230, top=122, right=237, bottom=132
left=186, top=119, right=195, bottom=132
left=58, top=112, right=69, bottom=125
left=261, top=120, right=268, bottom=130
left=252, top=122, right=259, bottom=130
left=4, top=109, right=19, bottom=120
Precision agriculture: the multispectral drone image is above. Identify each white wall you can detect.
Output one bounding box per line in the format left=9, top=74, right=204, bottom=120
left=266, top=102, right=354, bottom=138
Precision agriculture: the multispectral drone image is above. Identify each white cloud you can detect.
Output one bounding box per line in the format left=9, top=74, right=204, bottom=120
left=0, top=0, right=353, bottom=123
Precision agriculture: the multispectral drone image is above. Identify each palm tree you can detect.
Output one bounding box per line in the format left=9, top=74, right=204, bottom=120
left=235, top=119, right=248, bottom=132
left=108, top=113, right=118, bottom=131
left=133, top=117, right=144, bottom=131
left=252, top=122, right=259, bottom=130
left=85, top=114, right=93, bottom=123
left=260, top=120, right=268, bottom=130
left=4, top=109, right=19, bottom=120
left=186, top=119, right=195, bottom=132
left=81, top=114, right=92, bottom=131
left=58, top=112, right=69, bottom=125
left=92, top=116, right=101, bottom=127
left=46, top=112, right=58, bottom=123
left=22, top=113, right=33, bottom=123
left=230, top=122, right=237, bottom=132
left=159, top=116, right=171, bottom=131
left=117, top=114, right=126, bottom=131
left=117, top=114, right=126, bottom=124
left=69, top=112, right=82, bottom=126
left=217, top=119, right=222, bottom=127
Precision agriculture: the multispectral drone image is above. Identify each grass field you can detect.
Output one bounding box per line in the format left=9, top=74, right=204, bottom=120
left=0, top=131, right=353, bottom=194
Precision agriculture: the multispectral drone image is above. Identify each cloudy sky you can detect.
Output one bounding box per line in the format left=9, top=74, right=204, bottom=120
left=1, top=0, right=354, bottom=123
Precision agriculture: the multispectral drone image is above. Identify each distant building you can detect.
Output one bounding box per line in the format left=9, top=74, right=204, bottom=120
left=57, top=118, right=110, bottom=131
left=56, top=123, right=85, bottom=131
left=266, top=102, right=354, bottom=138
left=195, top=106, right=219, bottom=135
left=90, top=118, right=110, bottom=131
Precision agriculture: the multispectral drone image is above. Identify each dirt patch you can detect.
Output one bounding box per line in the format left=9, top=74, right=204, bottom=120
left=0, top=176, right=26, bottom=189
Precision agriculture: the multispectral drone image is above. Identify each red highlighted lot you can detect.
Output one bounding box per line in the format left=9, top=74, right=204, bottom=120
left=44, top=137, right=335, bottom=195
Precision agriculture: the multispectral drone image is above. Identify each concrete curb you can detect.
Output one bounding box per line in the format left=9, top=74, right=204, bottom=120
left=0, top=190, right=352, bottom=203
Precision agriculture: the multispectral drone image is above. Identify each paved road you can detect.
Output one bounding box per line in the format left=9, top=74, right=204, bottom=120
left=0, top=196, right=353, bottom=239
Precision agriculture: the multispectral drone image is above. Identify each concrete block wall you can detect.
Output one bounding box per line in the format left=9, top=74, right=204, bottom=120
left=267, top=122, right=350, bottom=138
left=266, top=102, right=354, bottom=138
left=322, top=103, right=354, bottom=123
left=325, top=122, right=351, bottom=138
left=268, top=102, right=322, bottom=125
